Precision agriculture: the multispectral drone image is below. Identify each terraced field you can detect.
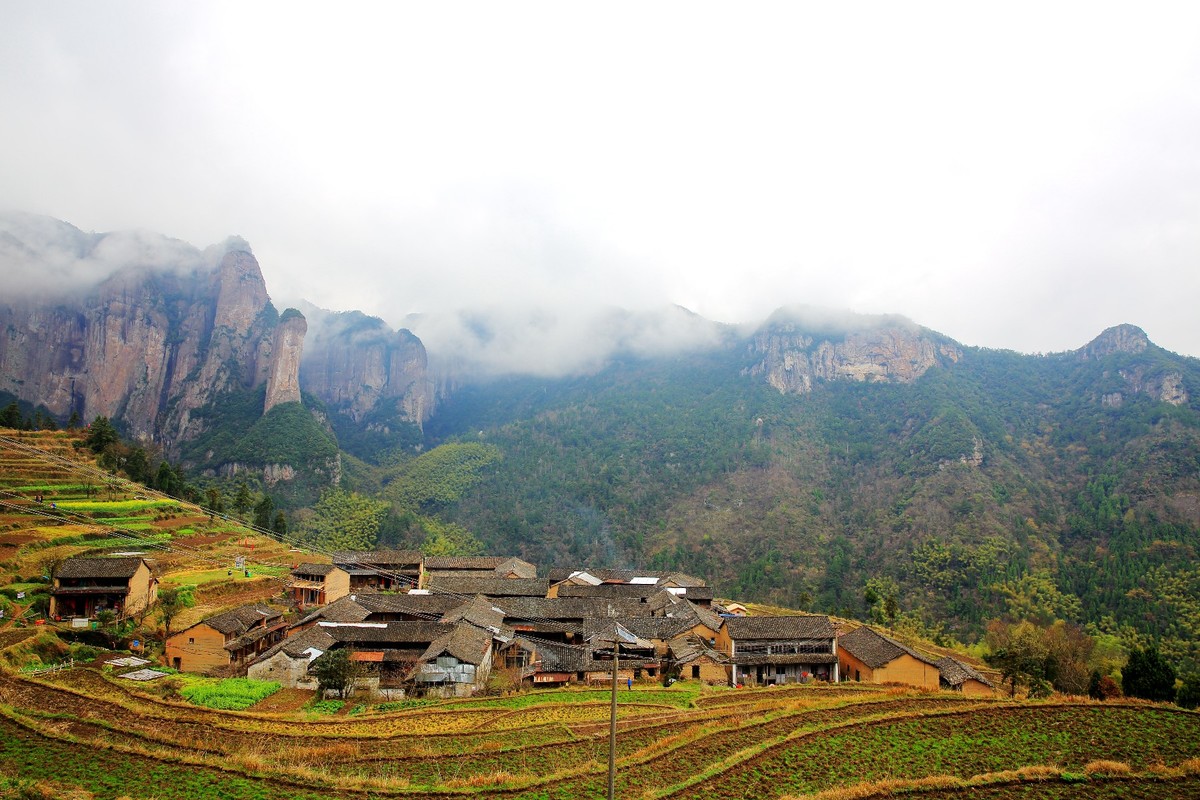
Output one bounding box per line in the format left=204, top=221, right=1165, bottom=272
left=2, top=429, right=1198, bottom=798
left=0, top=429, right=298, bottom=634
left=0, top=667, right=1196, bottom=799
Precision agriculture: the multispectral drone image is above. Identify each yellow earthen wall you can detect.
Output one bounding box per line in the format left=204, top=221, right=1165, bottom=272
left=166, top=623, right=231, bottom=674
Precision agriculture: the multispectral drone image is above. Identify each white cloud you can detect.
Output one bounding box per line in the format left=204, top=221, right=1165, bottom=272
left=2, top=1, right=1199, bottom=359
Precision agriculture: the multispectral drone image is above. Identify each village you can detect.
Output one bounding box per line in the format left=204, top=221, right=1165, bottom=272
left=47, top=550, right=996, bottom=700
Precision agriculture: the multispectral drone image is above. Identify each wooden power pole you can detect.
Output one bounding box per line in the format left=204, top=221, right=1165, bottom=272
left=608, top=634, right=619, bottom=800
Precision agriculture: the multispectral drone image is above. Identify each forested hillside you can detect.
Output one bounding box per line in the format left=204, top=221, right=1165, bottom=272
left=377, top=325, right=1200, bottom=671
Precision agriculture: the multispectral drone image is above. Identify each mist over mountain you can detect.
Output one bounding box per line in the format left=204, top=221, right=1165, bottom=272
left=3, top=214, right=1199, bottom=672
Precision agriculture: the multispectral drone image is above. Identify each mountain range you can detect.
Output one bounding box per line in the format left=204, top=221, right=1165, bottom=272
left=2, top=213, right=1198, bottom=669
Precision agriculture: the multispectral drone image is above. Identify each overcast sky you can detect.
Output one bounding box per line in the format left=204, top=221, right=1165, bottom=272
left=3, top=2, right=1199, bottom=359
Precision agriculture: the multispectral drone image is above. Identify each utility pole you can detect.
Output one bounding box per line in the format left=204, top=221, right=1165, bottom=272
left=608, top=633, right=619, bottom=800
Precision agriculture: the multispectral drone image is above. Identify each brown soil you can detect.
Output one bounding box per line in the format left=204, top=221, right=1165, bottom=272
left=254, top=688, right=316, bottom=714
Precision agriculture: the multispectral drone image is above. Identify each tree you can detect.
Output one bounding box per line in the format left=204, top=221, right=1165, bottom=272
left=156, top=586, right=193, bottom=638
left=0, top=402, right=22, bottom=429
left=863, top=577, right=900, bottom=628
left=420, top=518, right=485, bottom=557
left=85, top=416, right=119, bottom=454
left=205, top=487, right=224, bottom=522
left=985, top=619, right=1050, bottom=698
left=1123, top=646, right=1176, bottom=702
left=1177, top=674, right=1200, bottom=710
left=272, top=510, right=288, bottom=535
left=253, top=496, right=276, bottom=531
left=232, top=482, right=253, bottom=516
left=312, top=648, right=362, bottom=699
left=301, top=488, right=387, bottom=551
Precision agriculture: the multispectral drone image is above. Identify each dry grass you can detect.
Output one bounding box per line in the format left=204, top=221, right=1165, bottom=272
left=1083, top=759, right=1133, bottom=776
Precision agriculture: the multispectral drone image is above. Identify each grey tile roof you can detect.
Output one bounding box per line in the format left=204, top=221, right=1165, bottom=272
left=332, top=550, right=423, bottom=567
left=291, top=562, right=338, bottom=578
left=498, top=596, right=653, bottom=622
left=427, top=577, right=549, bottom=597
left=936, top=656, right=995, bottom=688
left=838, top=625, right=937, bottom=670
left=420, top=624, right=493, bottom=665
left=725, top=615, right=836, bottom=641
left=295, top=596, right=373, bottom=626
left=424, top=556, right=508, bottom=570
left=252, top=627, right=336, bottom=664
left=201, top=604, right=282, bottom=636
left=318, top=620, right=453, bottom=645
left=668, top=635, right=728, bottom=665
left=56, top=556, right=148, bottom=580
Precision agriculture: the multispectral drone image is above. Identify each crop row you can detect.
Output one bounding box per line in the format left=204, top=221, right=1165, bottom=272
left=674, top=704, right=1200, bottom=800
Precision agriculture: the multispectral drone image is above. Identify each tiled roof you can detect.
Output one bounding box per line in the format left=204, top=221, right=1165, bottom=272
left=332, top=550, right=423, bottom=567
left=252, top=627, right=336, bottom=664
left=838, top=626, right=936, bottom=670
left=202, top=604, right=282, bottom=636
left=424, top=556, right=508, bottom=570
left=56, top=557, right=148, bottom=580
left=668, top=635, right=728, bottom=665
left=515, top=636, right=654, bottom=674
left=498, top=596, right=652, bottom=622
left=588, top=616, right=693, bottom=642
left=355, top=592, right=461, bottom=618
left=318, top=621, right=453, bottom=645
left=295, top=596, right=373, bottom=626
left=725, top=615, right=835, bottom=641
left=557, top=583, right=663, bottom=599
left=545, top=568, right=706, bottom=586
left=936, top=656, right=995, bottom=688
left=291, top=562, right=338, bottom=578
left=427, top=577, right=549, bottom=597
left=420, top=624, right=493, bottom=665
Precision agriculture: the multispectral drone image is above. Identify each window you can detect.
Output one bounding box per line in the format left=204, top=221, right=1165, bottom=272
left=691, top=665, right=700, bottom=679
left=188, top=637, right=195, bottom=645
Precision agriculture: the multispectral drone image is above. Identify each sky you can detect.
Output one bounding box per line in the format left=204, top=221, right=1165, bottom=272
left=3, top=2, right=1200, bottom=363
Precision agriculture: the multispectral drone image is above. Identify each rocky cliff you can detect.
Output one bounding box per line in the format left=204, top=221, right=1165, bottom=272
left=0, top=225, right=295, bottom=450
left=1080, top=324, right=1190, bottom=407
left=0, top=214, right=434, bottom=471
left=745, top=310, right=962, bottom=394
left=298, top=305, right=433, bottom=426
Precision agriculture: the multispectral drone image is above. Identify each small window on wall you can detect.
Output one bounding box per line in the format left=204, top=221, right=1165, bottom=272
left=691, top=666, right=700, bottom=679
left=188, top=638, right=195, bottom=645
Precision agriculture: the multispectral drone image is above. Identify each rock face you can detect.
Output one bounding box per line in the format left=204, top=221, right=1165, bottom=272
left=264, top=310, right=308, bottom=413
left=299, top=306, right=434, bottom=424
left=1078, top=324, right=1190, bottom=407
left=1079, top=324, right=1150, bottom=359
left=0, top=234, right=289, bottom=449
left=746, top=313, right=962, bottom=394
left=0, top=216, right=435, bottom=463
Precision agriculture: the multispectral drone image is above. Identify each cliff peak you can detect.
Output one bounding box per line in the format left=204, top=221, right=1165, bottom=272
left=1080, top=324, right=1150, bottom=359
